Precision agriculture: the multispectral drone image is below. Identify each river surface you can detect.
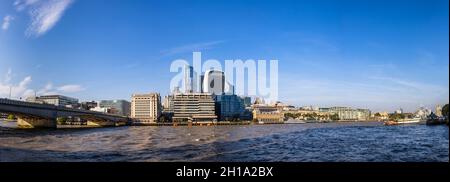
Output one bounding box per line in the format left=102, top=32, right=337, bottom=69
left=0, top=121, right=448, bottom=162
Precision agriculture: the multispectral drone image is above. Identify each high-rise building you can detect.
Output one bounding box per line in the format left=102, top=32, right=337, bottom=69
left=131, top=93, right=161, bottom=123
left=202, top=70, right=225, bottom=94
left=200, top=70, right=235, bottom=95
left=172, top=93, right=217, bottom=122
left=184, top=65, right=197, bottom=93
left=162, top=95, right=174, bottom=113
left=436, top=105, right=443, bottom=117
left=26, top=95, right=79, bottom=107
left=99, top=100, right=131, bottom=116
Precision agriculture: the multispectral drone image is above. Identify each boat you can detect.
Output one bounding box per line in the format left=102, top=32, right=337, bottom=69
left=384, top=120, right=399, bottom=126
left=384, top=117, right=421, bottom=126
left=397, top=117, right=421, bottom=124
left=426, top=113, right=446, bottom=125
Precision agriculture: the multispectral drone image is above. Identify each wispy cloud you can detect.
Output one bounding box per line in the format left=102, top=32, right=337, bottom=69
left=3, top=68, right=12, bottom=83
left=14, top=0, right=74, bottom=37
left=161, top=40, right=225, bottom=56
left=368, top=76, right=445, bottom=92
left=57, top=84, right=84, bottom=93
left=2, top=15, right=14, bottom=30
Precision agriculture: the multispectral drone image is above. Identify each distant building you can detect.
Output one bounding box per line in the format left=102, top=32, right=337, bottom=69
left=81, top=101, right=98, bottom=110
left=131, top=93, right=161, bottom=123
left=415, top=107, right=431, bottom=119
left=172, top=93, right=217, bottom=122
left=395, top=108, right=403, bottom=114
left=201, top=70, right=225, bottom=94
left=252, top=105, right=284, bottom=123
left=90, top=106, right=114, bottom=114
left=241, top=96, right=252, bottom=107
left=26, top=95, right=79, bottom=107
left=184, top=65, right=197, bottom=93
left=99, top=100, right=131, bottom=116
left=436, top=105, right=443, bottom=117
left=329, top=107, right=371, bottom=121
left=162, top=95, right=174, bottom=113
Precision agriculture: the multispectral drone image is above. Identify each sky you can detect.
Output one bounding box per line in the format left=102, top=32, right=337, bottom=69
left=0, top=0, right=448, bottom=112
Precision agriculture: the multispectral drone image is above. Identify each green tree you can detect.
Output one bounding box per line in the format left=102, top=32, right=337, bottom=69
left=442, top=104, right=449, bottom=118
left=7, top=114, right=15, bottom=120
left=57, top=117, right=68, bottom=125
left=330, top=114, right=339, bottom=121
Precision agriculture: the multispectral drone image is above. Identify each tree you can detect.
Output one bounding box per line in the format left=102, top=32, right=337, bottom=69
left=57, top=117, right=68, bottom=125
left=442, top=104, right=449, bottom=118
left=330, top=113, right=339, bottom=121
left=7, top=114, right=15, bottom=120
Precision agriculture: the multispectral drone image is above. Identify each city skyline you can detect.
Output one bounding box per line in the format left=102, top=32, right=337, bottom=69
left=0, top=0, right=449, bottom=112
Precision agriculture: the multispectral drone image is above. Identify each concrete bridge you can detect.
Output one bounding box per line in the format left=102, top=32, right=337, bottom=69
left=0, top=98, right=130, bottom=128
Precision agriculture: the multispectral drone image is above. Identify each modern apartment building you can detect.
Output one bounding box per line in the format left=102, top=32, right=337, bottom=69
left=131, top=93, right=161, bottom=123
left=172, top=93, right=217, bottom=122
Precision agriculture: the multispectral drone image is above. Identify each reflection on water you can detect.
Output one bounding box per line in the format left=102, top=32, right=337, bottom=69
left=0, top=121, right=448, bottom=162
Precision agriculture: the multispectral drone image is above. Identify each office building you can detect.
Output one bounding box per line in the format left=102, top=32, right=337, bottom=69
left=26, top=95, right=79, bottom=107
left=215, top=94, right=246, bottom=121
left=172, top=93, right=217, bottom=122
left=131, top=93, right=161, bottom=123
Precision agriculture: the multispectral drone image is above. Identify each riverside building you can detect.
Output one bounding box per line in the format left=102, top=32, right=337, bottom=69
left=172, top=93, right=217, bottom=122
left=131, top=93, right=161, bottom=123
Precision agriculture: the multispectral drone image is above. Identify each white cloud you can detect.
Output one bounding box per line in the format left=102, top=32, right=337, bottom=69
left=0, top=69, right=84, bottom=100
left=14, top=0, right=74, bottom=37
left=0, top=74, right=34, bottom=99
left=161, top=40, right=225, bottom=56
left=2, top=15, right=14, bottom=30
left=57, top=84, right=84, bottom=93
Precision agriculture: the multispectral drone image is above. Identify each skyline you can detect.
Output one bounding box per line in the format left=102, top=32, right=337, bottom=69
left=0, top=0, right=449, bottom=112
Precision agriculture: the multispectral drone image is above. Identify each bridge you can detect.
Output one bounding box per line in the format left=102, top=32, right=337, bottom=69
left=0, top=98, right=130, bottom=128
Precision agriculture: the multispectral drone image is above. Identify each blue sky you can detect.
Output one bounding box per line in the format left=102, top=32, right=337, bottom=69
left=0, top=0, right=448, bottom=112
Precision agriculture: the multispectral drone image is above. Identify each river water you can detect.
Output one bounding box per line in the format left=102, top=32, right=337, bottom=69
left=0, top=121, right=448, bottom=162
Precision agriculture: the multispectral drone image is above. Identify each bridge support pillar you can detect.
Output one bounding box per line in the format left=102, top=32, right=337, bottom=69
left=87, top=120, right=116, bottom=127
left=17, top=116, right=57, bottom=129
